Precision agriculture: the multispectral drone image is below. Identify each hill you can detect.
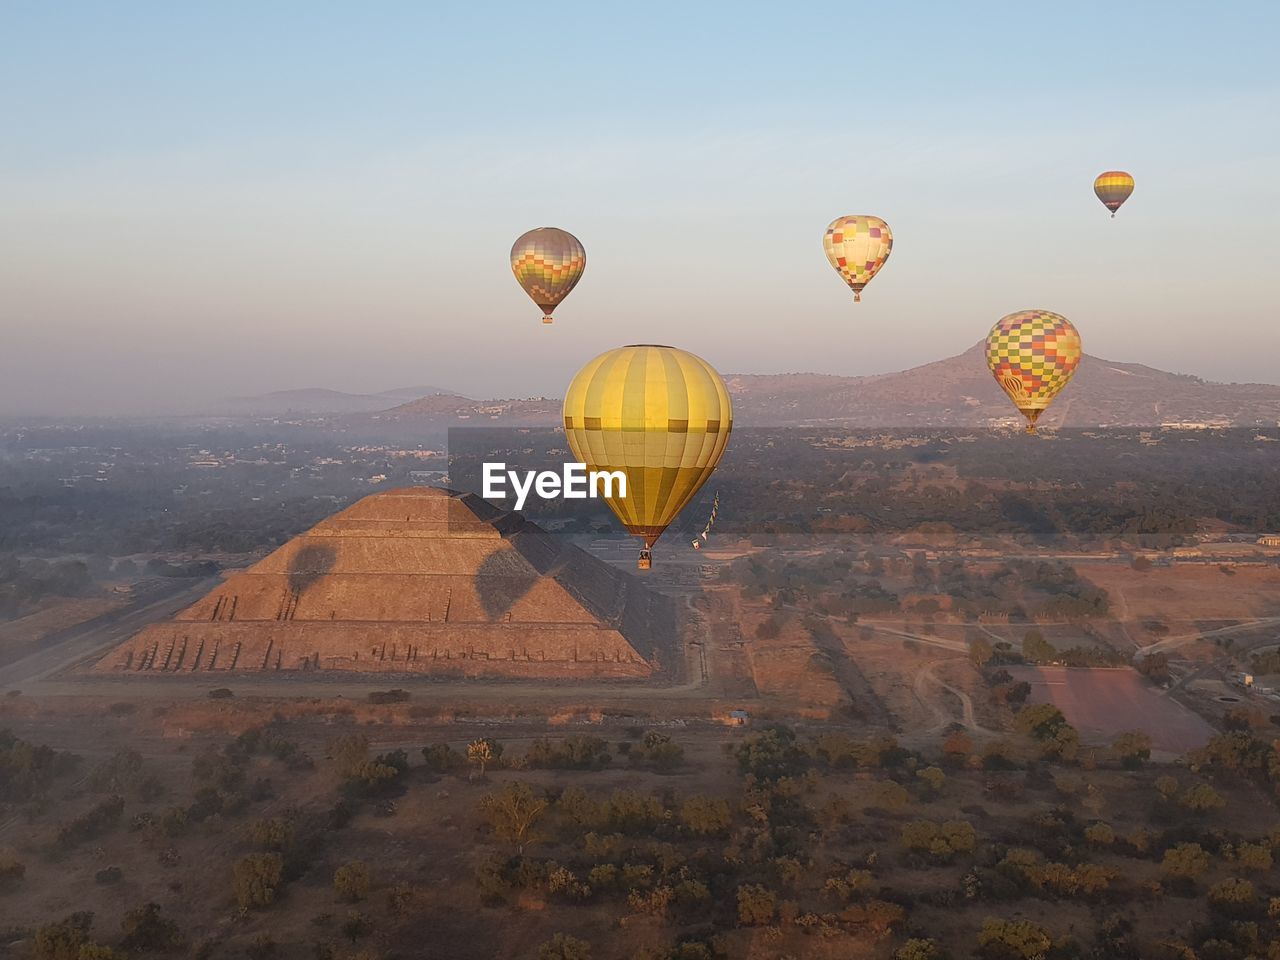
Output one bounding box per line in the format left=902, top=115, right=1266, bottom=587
left=725, top=342, right=1280, bottom=428
left=367, top=346, right=1280, bottom=429
left=216, top=385, right=453, bottom=416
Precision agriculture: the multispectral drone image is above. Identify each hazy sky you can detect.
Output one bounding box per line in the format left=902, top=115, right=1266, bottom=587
left=2, top=1, right=1278, bottom=414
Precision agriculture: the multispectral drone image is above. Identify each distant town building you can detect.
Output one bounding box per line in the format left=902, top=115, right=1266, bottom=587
left=1259, top=535, right=1280, bottom=547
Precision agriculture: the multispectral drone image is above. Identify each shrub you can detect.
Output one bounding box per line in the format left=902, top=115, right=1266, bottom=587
left=1161, top=843, right=1210, bottom=880
left=736, top=884, right=776, bottom=925
left=233, top=853, right=284, bottom=909
left=678, top=795, right=732, bottom=836
left=901, top=819, right=977, bottom=862
left=420, top=743, right=464, bottom=774
left=976, top=917, right=1052, bottom=960
left=538, top=934, right=592, bottom=960
left=120, top=902, right=182, bottom=951
left=334, top=861, right=371, bottom=903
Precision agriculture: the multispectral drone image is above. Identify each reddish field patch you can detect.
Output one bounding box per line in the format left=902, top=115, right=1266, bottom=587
left=1010, top=665, right=1215, bottom=754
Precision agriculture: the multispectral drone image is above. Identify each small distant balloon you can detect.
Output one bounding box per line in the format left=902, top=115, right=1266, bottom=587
left=1093, top=171, right=1134, bottom=218
left=510, top=227, right=586, bottom=324
left=985, top=310, right=1082, bottom=434
left=823, top=215, right=892, bottom=302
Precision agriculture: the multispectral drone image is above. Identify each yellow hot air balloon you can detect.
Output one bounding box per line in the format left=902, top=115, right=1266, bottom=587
left=1093, top=171, right=1134, bottom=218
left=823, top=215, right=892, bottom=302
left=563, top=345, right=732, bottom=569
left=985, top=310, right=1082, bottom=433
left=510, top=227, right=586, bottom=324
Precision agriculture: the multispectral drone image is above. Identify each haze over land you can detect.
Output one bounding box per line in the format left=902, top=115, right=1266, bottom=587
left=212, top=343, right=1280, bottom=428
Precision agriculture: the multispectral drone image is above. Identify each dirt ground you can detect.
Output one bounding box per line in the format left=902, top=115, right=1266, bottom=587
left=0, top=597, right=126, bottom=661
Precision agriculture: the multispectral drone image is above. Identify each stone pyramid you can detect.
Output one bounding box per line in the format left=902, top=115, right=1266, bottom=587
left=96, top=487, right=675, bottom=678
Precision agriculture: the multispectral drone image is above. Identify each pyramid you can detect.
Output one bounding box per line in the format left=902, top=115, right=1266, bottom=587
left=96, top=487, right=676, bottom=679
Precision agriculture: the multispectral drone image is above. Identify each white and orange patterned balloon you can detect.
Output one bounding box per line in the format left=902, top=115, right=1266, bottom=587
left=823, top=215, right=892, bottom=302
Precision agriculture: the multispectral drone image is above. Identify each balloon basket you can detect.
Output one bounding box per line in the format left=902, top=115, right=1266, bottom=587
left=542, top=316, right=554, bottom=324
left=637, top=549, right=652, bottom=571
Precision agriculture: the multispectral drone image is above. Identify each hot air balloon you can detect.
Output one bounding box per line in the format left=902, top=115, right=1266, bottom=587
left=823, top=215, right=892, bottom=302
left=1093, top=171, right=1134, bottom=218
left=510, top=227, right=586, bottom=324
left=563, top=345, right=732, bottom=569
left=985, top=310, right=1082, bottom=434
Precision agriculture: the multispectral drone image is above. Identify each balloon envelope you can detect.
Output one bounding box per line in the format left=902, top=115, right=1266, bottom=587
left=1093, top=171, right=1134, bottom=217
left=563, top=345, right=732, bottom=564
left=985, top=310, right=1082, bottom=432
left=823, top=215, right=892, bottom=302
left=510, top=227, right=586, bottom=323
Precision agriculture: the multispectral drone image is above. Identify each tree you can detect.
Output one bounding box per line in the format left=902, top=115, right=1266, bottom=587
left=538, top=934, right=591, bottom=960
left=896, top=940, right=941, bottom=960
left=1208, top=877, right=1256, bottom=914
left=1154, top=775, right=1179, bottom=799
left=736, top=884, right=776, bottom=925
left=1084, top=822, right=1115, bottom=847
left=969, top=637, right=994, bottom=669
left=679, top=795, right=732, bottom=836
left=248, top=816, right=294, bottom=852
left=1180, top=783, right=1225, bottom=813
left=119, top=902, right=181, bottom=951
left=977, top=918, right=1052, bottom=960
left=1022, top=630, right=1055, bottom=663
left=334, top=861, right=371, bottom=902
left=901, top=820, right=976, bottom=862
left=1162, top=843, right=1210, bottom=880
left=1236, top=842, right=1272, bottom=872
left=32, top=912, right=95, bottom=960
left=420, top=742, right=463, bottom=774
left=340, top=910, right=371, bottom=944
left=467, top=738, right=503, bottom=778
left=916, top=766, right=946, bottom=796
left=232, top=853, right=284, bottom=909
left=1111, top=731, right=1151, bottom=769
left=480, top=781, right=547, bottom=854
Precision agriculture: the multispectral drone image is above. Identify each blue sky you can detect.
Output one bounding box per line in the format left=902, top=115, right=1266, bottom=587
left=2, top=1, right=1278, bottom=412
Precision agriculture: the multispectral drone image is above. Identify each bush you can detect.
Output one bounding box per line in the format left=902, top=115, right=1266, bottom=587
left=678, top=795, right=732, bottom=836
left=334, top=861, right=371, bottom=902
left=366, top=689, right=410, bottom=705
left=630, top=732, right=684, bottom=772
left=55, top=795, right=125, bottom=849
left=524, top=736, right=612, bottom=771
left=977, top=918, right=1052, bottom=960
left=1162, top=843, right=1210, bottom=880
left=736, top=884, right=776, bottom=925
left=207, top=687, right=234, bottom=699
left=32, top=912, right=95, bottom=960
left=420, top=742, right=464, bottom=774
left=120, top=902, right=182, bottom=951
left=901, top=819, right=977, bottom=862
left=538, top=934, right=592, bottom=960
left=896, top=939, right=942, bottom=960
left=233, top=853, right=284, bottom=909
